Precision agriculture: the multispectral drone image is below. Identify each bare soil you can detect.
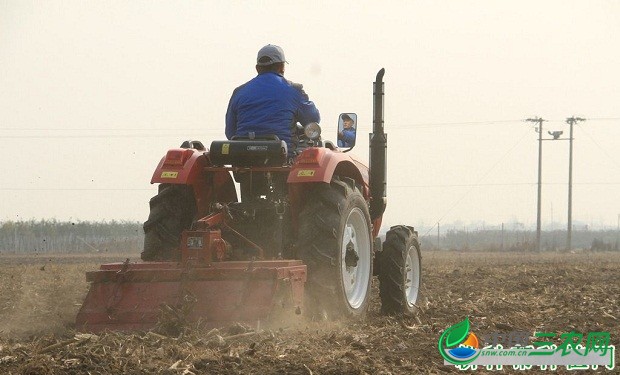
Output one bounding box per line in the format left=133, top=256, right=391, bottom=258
left=0, top=251, right=618, bottom=374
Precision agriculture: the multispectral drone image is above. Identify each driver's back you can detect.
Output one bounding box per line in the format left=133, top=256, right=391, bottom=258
left=225, top=71, right=320, bottom=148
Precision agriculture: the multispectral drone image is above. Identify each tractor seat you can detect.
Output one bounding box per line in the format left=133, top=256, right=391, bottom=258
left=209, top=135, right=287, bottom=167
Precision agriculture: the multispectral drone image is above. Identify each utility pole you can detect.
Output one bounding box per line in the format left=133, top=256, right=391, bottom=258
left=437, top=222, right=440, bottom=250
left=617, top=213, right=619, bottom=251
left=501, top=222, right=504, bottom=251
left=526, top=117, right=546, bottom=251
left=565, top=116, right=585, bottom=251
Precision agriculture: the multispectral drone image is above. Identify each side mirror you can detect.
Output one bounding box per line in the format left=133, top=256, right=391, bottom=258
left=337, top=113, right=357, bottom=149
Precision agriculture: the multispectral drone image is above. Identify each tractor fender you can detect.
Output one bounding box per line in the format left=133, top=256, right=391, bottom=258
left=151, top=148, right=206, bottom=185
left=288, top=148, right=373, bottom=235
left=287, top=148, right=369, bottom=190
left=150, top=148, right=237, bottom=216
left=289, top=156, right=381, bottom=239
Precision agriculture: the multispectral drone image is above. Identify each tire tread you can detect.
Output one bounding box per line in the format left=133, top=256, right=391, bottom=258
left=378, top=225, right=421, bottom=315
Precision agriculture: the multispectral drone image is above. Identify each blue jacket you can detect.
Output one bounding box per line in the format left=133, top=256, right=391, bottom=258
left=338, top=128, right=356, bottom=147
left=225, top=72, right=320, bottom=147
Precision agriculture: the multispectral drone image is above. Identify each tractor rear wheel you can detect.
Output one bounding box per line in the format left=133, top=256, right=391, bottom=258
left=141, top=184, right=197, bottom=261
left=378, top=225, right=421, bottom=315
left=297, top=177, right=372, bottom=319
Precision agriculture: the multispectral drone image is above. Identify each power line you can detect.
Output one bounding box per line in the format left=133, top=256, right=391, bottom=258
left=1, top=121, right=522, bottom=131
left=391, top=119, right=523, bottom=128
left=0, top=188, right=154, bottom=191
left=576, top=123, right=620, bottom=170
left=390, top=182, right=620, bottom=188
left=421, top=126, right=533, bottom=238
left=0, top=134, right=223, bottom=139
left=2, top=182, right=618, bottom=192
left=0, top=128, right=211, bottom=131
left=0, top=117, right=617, bottom=134
left=2, top=116, right=620, bottom=128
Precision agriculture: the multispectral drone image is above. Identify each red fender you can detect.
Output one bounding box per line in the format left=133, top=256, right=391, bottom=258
left=287, top=148, right=368, bottom=188
left=287, top=148, right=382, bottom=237
left=150, top=148, right=237, bottom=216
left=151, top=148, right=206, bottom=185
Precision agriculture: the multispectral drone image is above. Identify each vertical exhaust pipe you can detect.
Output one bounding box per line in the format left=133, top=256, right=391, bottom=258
left=369, top=68, right=387, bottom=220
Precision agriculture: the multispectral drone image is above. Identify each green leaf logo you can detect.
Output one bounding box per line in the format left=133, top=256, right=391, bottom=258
left=445, top=317, right=470, bottom=347
left=438, top=317, right=481, bottom=365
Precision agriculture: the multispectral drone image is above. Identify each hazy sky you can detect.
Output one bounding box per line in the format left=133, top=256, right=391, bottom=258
left=1, top=1, right=619, bottom=231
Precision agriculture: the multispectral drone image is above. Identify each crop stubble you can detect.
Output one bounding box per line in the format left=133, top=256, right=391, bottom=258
left=0, top=251, right=618, bottom=374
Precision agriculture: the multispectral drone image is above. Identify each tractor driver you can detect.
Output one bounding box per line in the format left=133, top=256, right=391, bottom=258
left=337, top=113, right=356, bottom=147
left=225, top=44, right=321, bottom=153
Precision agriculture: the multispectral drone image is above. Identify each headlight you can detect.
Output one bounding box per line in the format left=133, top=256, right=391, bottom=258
left=304, top=122, right=321, bottom=140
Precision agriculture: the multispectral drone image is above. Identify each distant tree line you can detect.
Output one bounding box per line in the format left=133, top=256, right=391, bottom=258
left=423, top=228, right=619, bottom=252
left=1, top=220, right=617, bottom=254
left=0, top=220, right=143, bottom=254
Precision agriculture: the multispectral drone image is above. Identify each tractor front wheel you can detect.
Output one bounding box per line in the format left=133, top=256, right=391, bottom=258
left=297, top=177, right=373, bottom=319
left=141, top=184, right=197, bottom=261
left=378, top=225, right=421, bottom=315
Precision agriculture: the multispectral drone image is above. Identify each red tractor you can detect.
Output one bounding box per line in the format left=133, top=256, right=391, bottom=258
left=76, top=69, right=421, bottom=331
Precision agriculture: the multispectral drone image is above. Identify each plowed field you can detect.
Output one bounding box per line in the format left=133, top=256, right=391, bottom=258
left=1, top=251, right=618, bottom=374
